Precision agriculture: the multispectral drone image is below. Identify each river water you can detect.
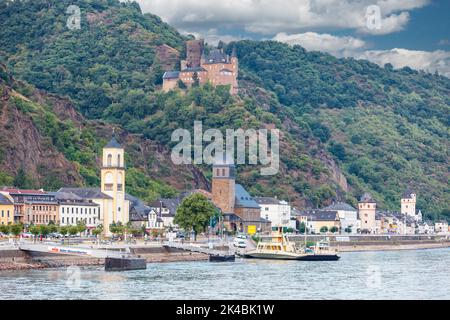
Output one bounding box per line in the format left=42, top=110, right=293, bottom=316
left=1, top=248, right=450, bottom=300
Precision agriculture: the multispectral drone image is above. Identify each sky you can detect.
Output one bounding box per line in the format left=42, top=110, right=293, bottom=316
left=132, top=0, right=450, bottom=77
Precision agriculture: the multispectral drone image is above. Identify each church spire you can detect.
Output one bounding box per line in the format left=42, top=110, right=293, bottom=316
left=105, top=129, right=122, bottom=149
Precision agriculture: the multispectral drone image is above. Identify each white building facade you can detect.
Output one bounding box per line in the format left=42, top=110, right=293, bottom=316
left=255, top=197, right=292, bottom=228
left=322, top=203, right=360, bottom=234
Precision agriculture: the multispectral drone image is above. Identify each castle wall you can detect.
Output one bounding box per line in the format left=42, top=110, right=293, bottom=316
left=163, top=78, right=178, bottom=92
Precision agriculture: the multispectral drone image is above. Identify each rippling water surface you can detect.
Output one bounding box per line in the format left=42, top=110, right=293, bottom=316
left=1, top=248, right=450, bottom=300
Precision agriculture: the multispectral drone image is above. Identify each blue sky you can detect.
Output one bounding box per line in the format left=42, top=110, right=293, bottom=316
left=134, top=0, right=450, bottom=76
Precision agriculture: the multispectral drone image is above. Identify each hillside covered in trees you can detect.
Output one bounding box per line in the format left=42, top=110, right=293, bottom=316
left=0, top=0, right=448, bottom=220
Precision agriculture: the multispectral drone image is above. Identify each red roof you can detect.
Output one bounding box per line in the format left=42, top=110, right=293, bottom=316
left=1, top=188, right=46, bottom=195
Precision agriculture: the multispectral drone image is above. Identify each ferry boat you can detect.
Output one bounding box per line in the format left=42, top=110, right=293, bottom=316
left=242, top=229, right=340, bottom=261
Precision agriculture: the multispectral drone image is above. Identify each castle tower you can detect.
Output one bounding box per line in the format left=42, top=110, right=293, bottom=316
left=101, top=135, right=128, bottom=235
left=186, top=39, right=204, bottom=68
left=401, top=190, right=416, bottom=218
left=358, top=193, right=377, bottom=234
left=212, top=156, right=235, bottom=214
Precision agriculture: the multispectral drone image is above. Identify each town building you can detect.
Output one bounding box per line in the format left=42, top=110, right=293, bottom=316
left=211, top=158, right=271, bottom=234
left=417, top=221, right=435, bottom=234
left=255, top=197, right=292, bottom=229
left=149, top=198, right=181, bottom=229
left=0, top=193, right=14, bottom=226
left=322, top=202, right=359, bottom=234
left=55, top=191, right=101, bottom=231
left=0, top=188, right=58, bottom=225
left=401, top=190, right=422, bottom=222
left=378, top=211, right=417, bottom=235
left=163, top=39, right=239, bottom=95
left=358, top=193, right=377, bottom=234
left=435, top=221, right=449, bottom=234
left=300, top=210, right=341, bottom=234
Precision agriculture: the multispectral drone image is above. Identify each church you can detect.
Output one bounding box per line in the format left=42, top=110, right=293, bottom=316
left=211, top=157, right=271, bottom=234
left=59, top=135, right=131, bottom=237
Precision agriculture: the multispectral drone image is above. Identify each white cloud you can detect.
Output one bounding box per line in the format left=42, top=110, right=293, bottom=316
left=273, top=32, right=450, bottom=77
left=134, top=0, right=430, bottom=36
left=273, top=32, right=366, bottom=56
left=357, top=49, right=450, bottom=77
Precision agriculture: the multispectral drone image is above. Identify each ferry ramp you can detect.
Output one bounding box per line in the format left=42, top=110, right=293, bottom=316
left=19, top=243, right=127, bottom=259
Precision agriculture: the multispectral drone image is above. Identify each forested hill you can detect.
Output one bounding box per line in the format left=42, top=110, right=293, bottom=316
left=0, top=0, right=448, bottom=220
left=229, top=40, right=450, bottom=218
left=0, top=0, right=185, bottom=118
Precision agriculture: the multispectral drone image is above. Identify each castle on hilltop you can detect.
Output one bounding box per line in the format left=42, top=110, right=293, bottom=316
left=163, top=39, right=239, bottom=95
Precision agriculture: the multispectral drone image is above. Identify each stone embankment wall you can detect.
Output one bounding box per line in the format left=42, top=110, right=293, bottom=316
left=0, top=246, right=208, bottom=271
left=131, top=246, right=208, bottom=263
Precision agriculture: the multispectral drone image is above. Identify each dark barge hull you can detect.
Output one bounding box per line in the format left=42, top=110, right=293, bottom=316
left=209, top=254, right=236, bottom=262
left=242, top=254, right=340, bottom=261
left=105, top=257, right=147, bottom=271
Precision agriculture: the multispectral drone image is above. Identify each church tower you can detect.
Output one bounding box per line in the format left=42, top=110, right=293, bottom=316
left=212, top=156, right=236, bottom=214
left=101, top=135, right=128, bottom=235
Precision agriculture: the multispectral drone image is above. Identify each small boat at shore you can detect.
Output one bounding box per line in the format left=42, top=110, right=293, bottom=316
left=241, top=229, right=340, bottom=261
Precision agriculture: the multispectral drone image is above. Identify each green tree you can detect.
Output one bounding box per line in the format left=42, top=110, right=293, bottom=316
left=192, top=72, right=200, bottom=87
left=174, top=194, right=216, bottom=240
left=77, top=221, right=87, bottom=236
left=10, top=224, right=23, bottom=237
left=13, top=166, right=34, bottom=188
left=48, top=222, right=58, bottom=233
left=320, top=226, right=329, bottom=234
left=110, top=222, right=124, bottom=239
left=298, top=222, right=307, bottom=234
left=0, top=224, right=10, bottom=235
left=330, top=226, right=339, bottom=234
left=39, top=225, right=50, bottom=238
left=59, top=226, right=69, bottom=237
left=29, top=226, right=40, bottom=242
left=92, top=225, right=103, bottom=238
left=68, top=226, right=79, bottom=237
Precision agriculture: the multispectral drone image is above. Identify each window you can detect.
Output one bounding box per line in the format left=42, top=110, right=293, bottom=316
left=104, top=184, right=113, bottom=191
left=222, top=169, right=226, bottom=176
left=107, top=154, right=112, bottom=167
left=117, top=154, right=121, bottom=167
left=62, top=207, right=64, bottom=214
left=62, top=217, right=65, bottom=224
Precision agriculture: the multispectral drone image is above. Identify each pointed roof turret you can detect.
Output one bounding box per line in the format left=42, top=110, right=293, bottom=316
left=231, top=46, right=237, bottom=58
left=105, top=131, right=122, bottom=149
left=360, top=193, right=376, bottom=203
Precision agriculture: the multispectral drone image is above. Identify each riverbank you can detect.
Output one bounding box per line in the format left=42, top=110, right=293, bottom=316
left=0, top=246, right=209, bottom=271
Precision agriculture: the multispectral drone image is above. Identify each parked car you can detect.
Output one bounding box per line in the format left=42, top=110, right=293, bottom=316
left=176, top=232, right=186, bottom=239
left=233, top=237, right=247, bottom=248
